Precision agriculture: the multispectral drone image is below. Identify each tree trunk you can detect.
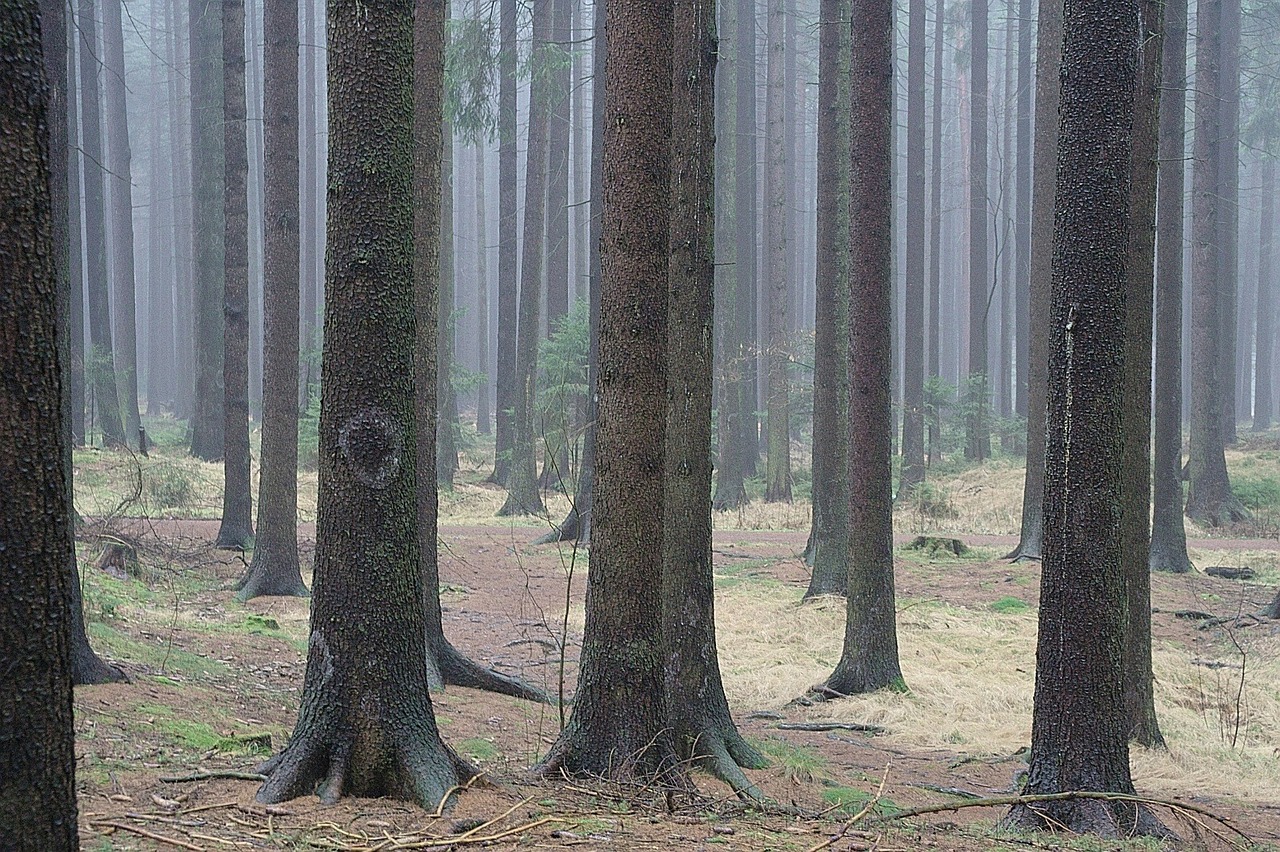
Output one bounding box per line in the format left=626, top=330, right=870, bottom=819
left=189, top=0, right=227, bottom=461
left=169, top=0, right=196, bottom=421
left=218, top=0, right=255, bottom=549
left=254, top=0, right=474, bottom=808
left=1006, top=0, right=1061, bottom=561
left=663, top=0, right=767, bottom=796
left=437, top=121, right=458, bottom=488
left=497, top=0, right=551, bottom=517
left=475, top=142, right=491, bottom=435
left=1187, top=0, right=1244, bottom=526
left=817, top=0, right=905, bottom=698
left=964, top=0, right=990, bottom=461
left=762, top=0, right=792, bottom=503
left=803, top=0, right=850, bottom=598
left=298, top=0, right=317, bottom=410
left=68, top=12, right=86, bottom=445
left=0, top=7, right=81, bottom=837
left=1218, top=0, right=1240, bottom=445
left=927, top=0, right=944, bottom=465
left=146, top=0, right=175, bottom=417
left=492, top=0, right=517, bottom=484
left=78, top=0, right=127, bottom=448
left=538, top=0, right=680, bottom=782
left=1004, top=0, right=1167, bottom=836
left=899, top=0, right=926, bottom=494
left=1255, top=158, right=1275, bottom=432
left=103, top=0, right=141, bottom=446
left=1013, top=0, right=1030, bottom=419
left=237, top=0, right=307, bottom=600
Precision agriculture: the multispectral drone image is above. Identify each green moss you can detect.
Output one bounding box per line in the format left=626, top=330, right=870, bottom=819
left=456, top=737, right=499, bottom=762
left=820, top=785, right=901, bottom=817
left=754, top=737, right=826, bottom=783
left=87, top=622, right=229, bottom=679
left=989, top=596, right=1030, bottom=614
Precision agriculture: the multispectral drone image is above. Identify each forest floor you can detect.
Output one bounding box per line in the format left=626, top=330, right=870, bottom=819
left=69, top=427, right=1280, bottom=851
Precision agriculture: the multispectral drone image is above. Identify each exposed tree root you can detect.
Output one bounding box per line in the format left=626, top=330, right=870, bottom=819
left=234, top=554, right=310, bottom=602
left=426, top=638, right=553, bottom=704
left=1003, top=794, right=1177, bottom=841
left=677, top=722, right=769, bottom=801
left=72, top=629, right=128, bottom=685
left=532, top=508, right=582, bottom=545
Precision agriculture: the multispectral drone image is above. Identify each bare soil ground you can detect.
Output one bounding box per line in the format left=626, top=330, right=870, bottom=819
left=72, top=508, right=1280, bottom=852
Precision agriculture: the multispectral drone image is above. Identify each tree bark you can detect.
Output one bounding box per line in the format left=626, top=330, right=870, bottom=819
left=1004, top=0, right=1167, bottom=836
left=817, top=0, right=905, bottom=697
left=1255, top=158, right=1275, bottom=432
left=1013, top=0, right=1030, bottom=419
left=927, top=0, right=944, bottom=465
left=474, top=142, right=491, bottom=435
left=437, top=119, right=458, bottom=488
left=237, top=0, right=307, bottom=599
left=0, top=8, right=81, bottom=838
left=254, top=0, right=474, bottom=808
left=762, top=0, right=792, bottom=503
left=964, top=0, right=990, bottom=461
left=538, top=0, right=680, bottom=781
left=1218, top=0, right=1241, bottom=445
left=492, top=0, right=517, bottom=484
left=899, top=0, right=926, bottom=494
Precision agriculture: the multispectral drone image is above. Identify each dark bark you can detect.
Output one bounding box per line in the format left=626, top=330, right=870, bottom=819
left=1121, top=0, right=1164, bottom=750
left=237, top=0, right=307, bottom=600
left=0, top=9, right=81, bottom=839
left=1004, top=0, right=1167, bottom=835
left=1005, top=0, right=1061, bottom=562
left=964, top=0, right=990, bottom=462
left=803, top=0, right=850, bottom=598
left=663, top=0, right=766, bottom=798
left=67, top=11, right=85, bottom=444
left=189, top=0, right=227, bottom=461
left=492, top=0, right=517, bottom=484
left=538, top=0, right=680, bottom=781
left=927, top=0, right=943, bottom=464
left=1255, top=159, right=1275, bottom=432
left=817, top=0, right=905, bottom=698
left=102, top=0, right=141, bottom=444
left=254, top=0, right=474, bottom=808
left=762, top=0, right=791, bottom=503
left=218, top=0, right=255, bottom=549
left=497, top=0, right=550, bottom=517
left=1186, top=0, right=1245, bottom=526
left=437, top=122, right=458, bottom=488
left=78, top=0, right=127, bottom=448
left=899, top=0, right=926, bottom=494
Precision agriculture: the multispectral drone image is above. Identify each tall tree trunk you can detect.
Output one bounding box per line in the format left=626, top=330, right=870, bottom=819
left=169, top=0, right=196, bottom=420
left=816, top=0, right=905, bottom=698
left=78, top=0, right=127, bottom=448
left=492, top=0, right=517, bottom=484
left=571, top=0, right=589, bottom=304
left=1149, top=0, right=1192, bottom=572
left=475, top=142, right=491, bottom=435
left=964, top=0, right=990, bottom=461
left=899, top=0, right=926, bottom=494
left=236, top=0, right=307, bottom=599
left=497, top=0, right=551, bottom=517
left=218, top=0, right=255, bottom=548
left=189, top=0, right=227, bottom=461
left=1013, top=0, right=1030, bottom=419
left=1006, top=0, right=1061, bottom=561
left=803, top=0, right=850, bottom=597
left=67, top=10, right=86, bottom=444
left=1187, top=0, right=1245, bottom=526
left=762, top=0, right=791, bottom=502
left=246, top=0, right=265, bottom=415
left=103, top=0, right=141, bottom=446
left=298, top=0, right=317, bottom=409
left=1003, top=0, right=1168, bottom=836
left=1219, top=0, right=1240, bottom=445
left=1254, top=158, right=1275, bottom=432
left=927, top=0, right=944, bottom=465
left=437, top=121, right=458, bottom=488
left=146, top=0, right=175, bottom=417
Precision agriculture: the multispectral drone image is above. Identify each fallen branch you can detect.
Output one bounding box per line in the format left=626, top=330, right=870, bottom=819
left=90, top=819, right=206, bottom=851
left=775, top=722, right=886, bottom=735
left=159, top=770, right=267, bottom=783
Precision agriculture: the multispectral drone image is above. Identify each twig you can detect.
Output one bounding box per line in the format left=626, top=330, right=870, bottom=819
left=179, top=801, right=238, bottom=815
left=807, top=762, right=890, bottom=852
left=90, top=819, right=207, bottom=851
left=160, top=770, right=267, bottom=783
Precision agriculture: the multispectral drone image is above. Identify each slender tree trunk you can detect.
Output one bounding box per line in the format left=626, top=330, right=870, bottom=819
left=762, top=0, right=791, bottom=503
left=1149, top=0, right=1192, bottom=572
left=146, top=2, right=175, bottom=417
left=67, top=11, right=86, bottom=444
left=475, top=142, right=491, bottom=435
left=498, top=0, right=551, bottom=517
left=1255, top=158, right=1275, bottom=432
left=237, top=0, right=307, bottom=599
left=218, top=0, right=255, bottom=548
left=803, top=0, right=850, bottom=596
left=816, top=0, right=905, bottom=698
left=899, top=0, right=926, bottom=494
left=437, top=120, right=458, bottom=488
left=1219, top=0, right=1240, bottom=445
left=170, top=0, right=196, bottom=420
left=964, top=0, right=990, bottom=461
left=492, top=0, right=517, bottom=484
left=927, top=0, right=944, bottom=465
left=103, top=0, right=141, bottom=446
left=571, top=0, right=588, bottom=304
left=1013, top=0, right=1030, bottom=419
left=298, top=0, right=317, bottom=409
left=246, top=0, right=265, bottom=414
left=1006, top=0, right=1061, bottom=561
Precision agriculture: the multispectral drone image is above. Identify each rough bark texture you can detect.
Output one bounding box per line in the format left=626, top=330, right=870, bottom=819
left=804, top=0, right=850, bottom=598
left=1004, top=0, right=1166, bottom=836
left=899, top=0, right=926, bottom=495
left=818, top=0, right=905, bottom=698
left=437, top=120, right=458, bottom=488
left=218, top=0, right=255, bottom=549
left=663, top=0, right=767, bottom=798
left=1255, top=159, right=1275, bottom=432
left=762, top=0, right=792, bottom=503
left=67, top=9, right=86, bottom=444
left=1150, top=0, right=1192, bottom=573
left=0, top=11, right=81, bottom=840
left=189, top=0, right=227, bottom=461
left=1006, top=0, right=1061, bottom=562
left=1121, top=0, right=1164, bottom=750
left=1218, top=0, right=1240, bottom=445
left=497, top=0, right=550, bottom=518
left=964, top=0, right=990, bottom=462
left=492, top=0, right=517, bottom=484
left=538, top=0, right=680, bottom=781
left=1186, top=0, right=1245, bottom=526
left=254, top=0, right=474, bottom=809
left=238, top=0, right=307, bottom=600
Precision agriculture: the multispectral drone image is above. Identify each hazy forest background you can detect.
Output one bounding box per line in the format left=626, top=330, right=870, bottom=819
left=5, top=0, right=1280, bottom=848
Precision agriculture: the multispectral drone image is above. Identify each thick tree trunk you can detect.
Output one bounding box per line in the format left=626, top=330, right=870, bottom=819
left=0, top=10, right=81, bottom=839
left=218, top=0, right=256, bottom=549
left=437, top=122, right=458, bottom=488
left=538, top=0, right=680, bottom=782
left=1004, top=0, right=1167, bottom=836
left=492, top=0, right=517, bottom=484
left=762, top=0, right=792, bottom=503
left=1006, top=0, right=1061, bottom=561
left=103, top=0, right=141, bottom=446
left=964, top=0, right=990, bottom=461
left=1255, top=159, right=1275, bottom=432
left=255, top=0, right=474, bottom=808
left=498, top=0, right=551, bottom=517
left=899, top=0, right=926, bottom=494
left=817, top=0, right=905, bottom=698
left=663, top=0, right=767, bottom=798
left=803, top=0, right=850, bottom=597
left=237, top=0, right=307, bottom=600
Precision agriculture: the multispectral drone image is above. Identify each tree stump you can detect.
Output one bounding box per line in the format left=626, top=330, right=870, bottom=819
left=93, top=539, right=139, bottom=580
left=905, top=535, right=969, bottom=557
